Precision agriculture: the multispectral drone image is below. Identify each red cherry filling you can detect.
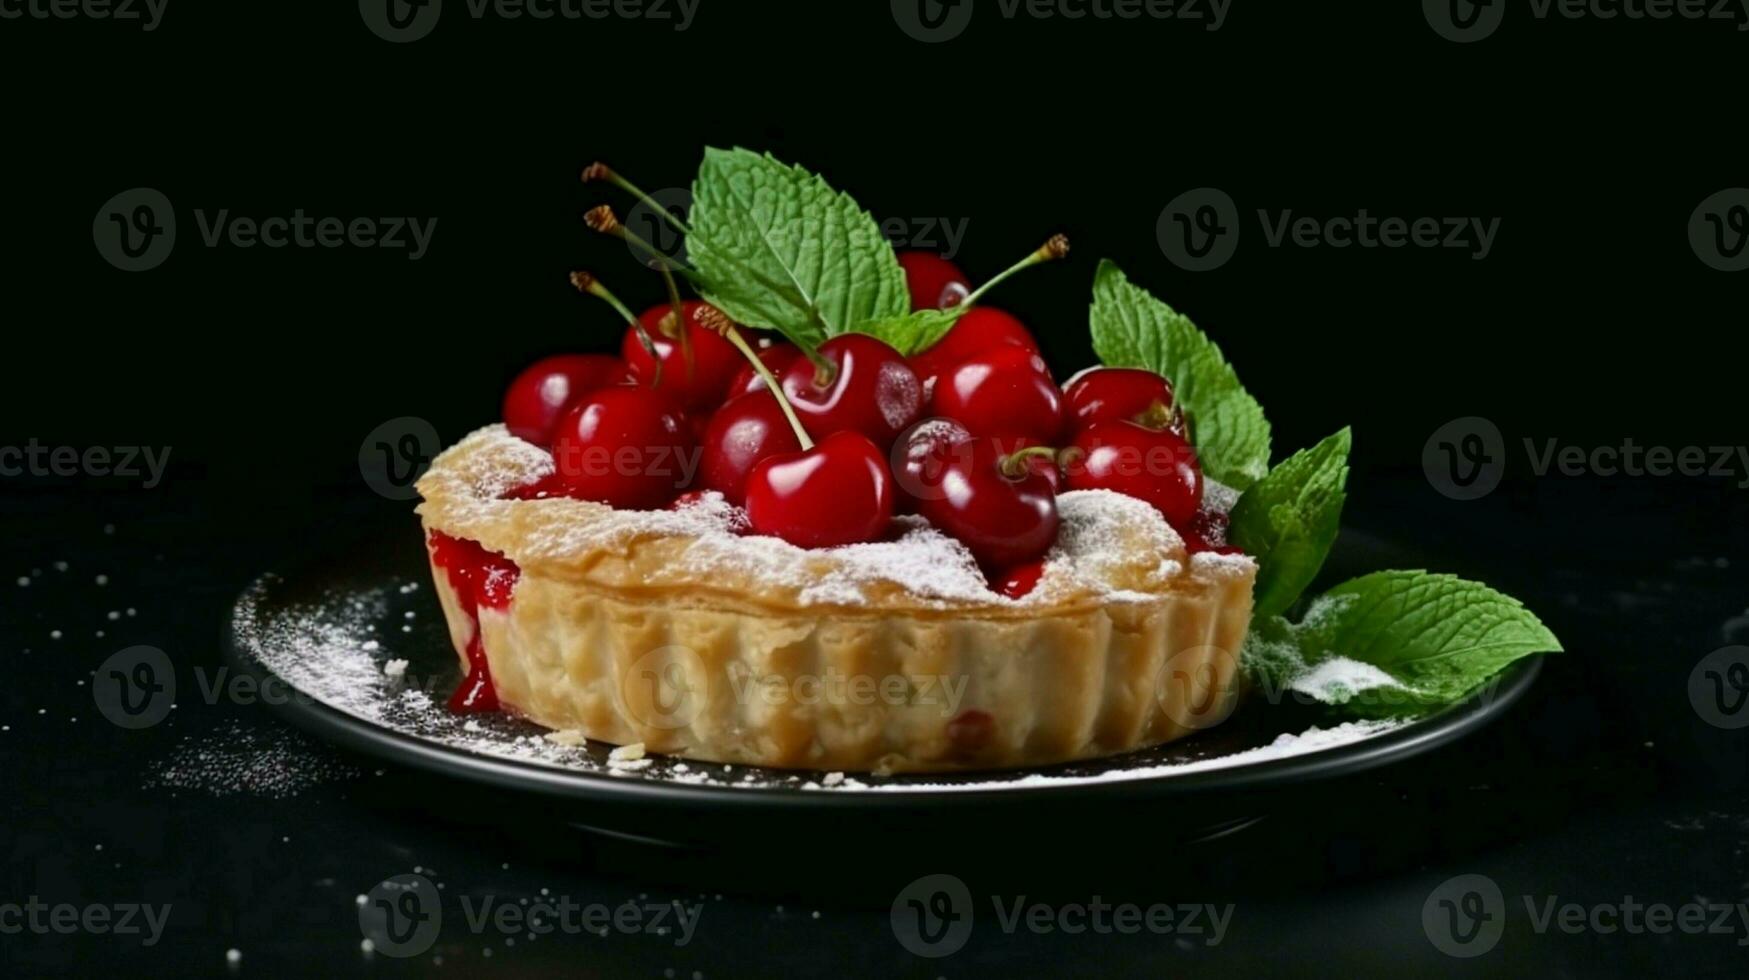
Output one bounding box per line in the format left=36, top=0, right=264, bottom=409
left=744, top=431, right=895, bottom=549
left=1064, top=367, right=1176, bottom=431
left=896, top=251, right=971, bottom=311
left=550, top=387, right=696, bottom=510
left=723, top=342, right=802, bottom=400
left=778, top=334, right=922, bottom=447
left=622, top=301, right=743, bottom=412
left=428, top=531, right=522, bottom=713
left=908, top=307, right=1038, bottom=394
left=1061, top=420, right=1203, bottom=530
left=501, top=354, right=625, bottom=446
left=1183, top=510, right=1243, bottom=556
left=911, top=438, right=1060, bottom=570
left=929, top=346, right=1064, bottom=444
left=698, top=390, right=804, bottom=506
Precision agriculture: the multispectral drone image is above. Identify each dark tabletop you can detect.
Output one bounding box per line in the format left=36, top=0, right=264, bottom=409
left=3, top=472, right=1746, bottom=978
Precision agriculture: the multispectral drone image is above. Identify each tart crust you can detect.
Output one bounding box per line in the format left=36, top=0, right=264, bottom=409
left=416, top=426, right=1257, bottom=773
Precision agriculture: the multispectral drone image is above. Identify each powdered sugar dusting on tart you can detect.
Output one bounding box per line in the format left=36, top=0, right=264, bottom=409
left=418, top=425, right=1251, bottom=610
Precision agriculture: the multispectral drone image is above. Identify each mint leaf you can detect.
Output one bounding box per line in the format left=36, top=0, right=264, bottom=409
left=1229, top=428, right=1352, bottom=618
left=850, top=308, right=966, bottom=357
left=687, top=148, right=909, bottom=349
left=1089, top=260, right=1271, bottom=488
left=1242, top=571, right=1562, bottom=717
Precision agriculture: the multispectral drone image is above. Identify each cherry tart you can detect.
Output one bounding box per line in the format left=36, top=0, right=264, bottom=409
left=416, top=426, right=1257, bottom=773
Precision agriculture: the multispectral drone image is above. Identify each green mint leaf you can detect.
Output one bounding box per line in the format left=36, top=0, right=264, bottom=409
left=1089, top=260, right=1271, bottom=488
left=1229, top=427, right=1352, bottom=618
left=1242, top=571, right=1562, bottom=717
left=849, top=308, right=966, bottom=357
left=687, top=148, right=909, bottom=349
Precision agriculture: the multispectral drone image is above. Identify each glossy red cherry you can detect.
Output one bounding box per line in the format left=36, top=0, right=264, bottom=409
left=550, top=387, right=696, bottom=510
left=1183, top=510, right=1243, bottom=555
left=723, top=342, right=802, bottom=400
left=1064, top=367, right=1176, bottom=431
left=622, top=301, right=743, bottom=412
left=698, top=390, right=805, bottom=506
left=501, top=354, right=625, bottom=446
left=913, top=438, right=1060, bottom=569
left=893, top=418, right=972, bottom=511
left=778, top=334, right=922, bottom=447
left=930, top=346, right=1064, bottom=443
left=744, top=431, right=895, bottom=549
left=1062, top=421, right=1203, bottom=529
left=993, top=560, right=1047, bottom=600
left=896, top=251, right=971, bottom=311
left=908, top=307, right=1039, bottom=394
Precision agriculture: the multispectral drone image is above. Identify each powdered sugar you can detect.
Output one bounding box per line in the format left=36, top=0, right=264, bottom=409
left=420, top=426, right=1245, bottom=610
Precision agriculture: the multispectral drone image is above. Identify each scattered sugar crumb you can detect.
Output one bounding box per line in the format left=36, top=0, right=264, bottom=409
left=383, top=659, right=409, bottom=678
left=96, top=575, right=109, bottom=586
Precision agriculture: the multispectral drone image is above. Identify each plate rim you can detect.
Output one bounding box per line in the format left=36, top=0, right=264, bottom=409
left=225, top=573, right=1543, bottom=809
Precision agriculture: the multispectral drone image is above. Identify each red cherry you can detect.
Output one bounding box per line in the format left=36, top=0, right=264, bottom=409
left=550, top=387, right=696, bottom=510
left=1064, top=367, right=1176, bottom=431
left=1183, top=510, right=1243, bottom=555
left=993, top=560, right=1047, bottom=600
left=929, top=346, right=1063, bottom=443
left=723, top=342, right=802, bottom=400
left=622, top=301, right=743, bottom=412
left=744, top=431, right=895, bottom=549
left=698, top=390, right=805, bottom=506
left=892, top=418, right=972, bottom=512
left=501, top=354, right=625, bottom=446
left=913, top=438, right=1060, bottom=569
left=1062, top=421, right=1203, bottom=529
left=778, top=334, right=922, bottom=447
left=896, top=251, right=971, bottom=311
left=908, top=307, right=1038, bottom=394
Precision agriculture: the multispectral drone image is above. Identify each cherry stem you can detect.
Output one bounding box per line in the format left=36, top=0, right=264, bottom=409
left=1135, top=400, right=1176, bottom=431
left=581, top=162, right=691, bottom=235
left=696, top=306, right=816, bottom=452
left=1000, top=446, right=1060, bottom=480
left=584, top=205, right=696, bottom=378
left=958, top=234, right=1071, bottom=310
left=569, top=270, right=663, bottom=389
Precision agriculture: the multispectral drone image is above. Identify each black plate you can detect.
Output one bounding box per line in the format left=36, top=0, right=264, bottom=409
left=226, top=524, right=1542, bottom=849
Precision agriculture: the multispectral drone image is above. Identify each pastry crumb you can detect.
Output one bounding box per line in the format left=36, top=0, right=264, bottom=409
left=544, top=730, right=587, bottom=747
left=609, top=742, right=647, bottom=762
left=822, top=772, right=845, bottom=786
left=383, top=659, right=409, bottom=678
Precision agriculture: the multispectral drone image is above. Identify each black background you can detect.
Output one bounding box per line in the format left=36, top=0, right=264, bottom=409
left=3, top=1, right=1748, bottom=977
